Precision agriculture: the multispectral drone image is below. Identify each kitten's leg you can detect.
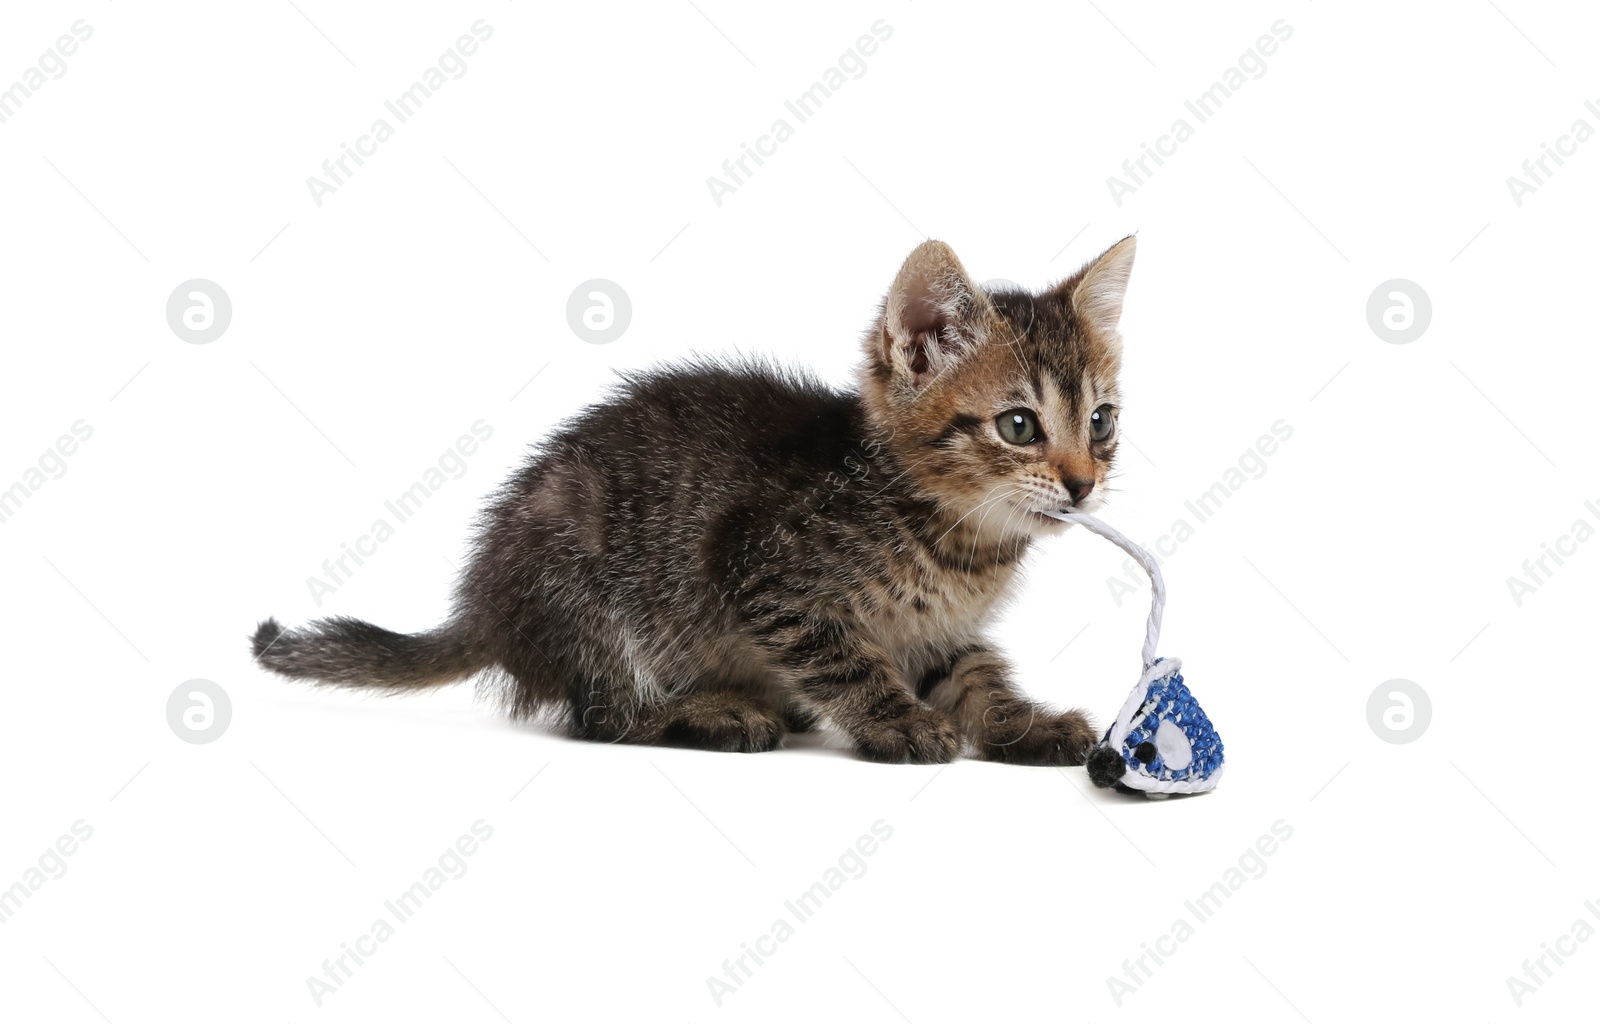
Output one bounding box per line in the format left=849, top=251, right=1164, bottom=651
left=919, top=646, right=1095, bottom=766
left=767, top=616, right=959, bottom=764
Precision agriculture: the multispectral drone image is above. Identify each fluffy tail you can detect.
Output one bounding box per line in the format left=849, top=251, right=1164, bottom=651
left=251, top=616, right=486, bottom=691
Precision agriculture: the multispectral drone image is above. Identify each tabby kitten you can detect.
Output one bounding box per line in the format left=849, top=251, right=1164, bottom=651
left=253, top=237, right=1136, bottom=764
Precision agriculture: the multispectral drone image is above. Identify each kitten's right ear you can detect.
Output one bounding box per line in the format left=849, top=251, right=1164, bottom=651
left=1053, top=235, right=1136, bottom=340
left=878, top=240, right=991, bottom=390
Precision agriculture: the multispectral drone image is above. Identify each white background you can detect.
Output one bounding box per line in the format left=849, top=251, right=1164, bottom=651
left=2, top=1, right=1596, bottom=1020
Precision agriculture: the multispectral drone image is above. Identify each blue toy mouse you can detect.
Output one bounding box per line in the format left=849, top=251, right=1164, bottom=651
left=1043, top=509, right=1225, bottom=797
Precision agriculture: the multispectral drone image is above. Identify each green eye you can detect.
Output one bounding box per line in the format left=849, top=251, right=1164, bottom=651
left=1090, top=405, right=1116, bottom=443
left=996, top=409, right=1040, bottom=445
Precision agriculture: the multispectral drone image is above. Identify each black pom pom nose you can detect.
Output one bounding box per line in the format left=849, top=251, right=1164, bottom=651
left=1086, top=744, right=1126, bottom=789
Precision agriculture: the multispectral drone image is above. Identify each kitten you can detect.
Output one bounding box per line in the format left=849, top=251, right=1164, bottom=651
left=253, top=237, right=1135, bottom=764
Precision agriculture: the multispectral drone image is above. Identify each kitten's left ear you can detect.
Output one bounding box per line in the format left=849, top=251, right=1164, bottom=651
left=1055, top=235, right=1136, bottom=338
left=879, top=240, right=993, bottom=389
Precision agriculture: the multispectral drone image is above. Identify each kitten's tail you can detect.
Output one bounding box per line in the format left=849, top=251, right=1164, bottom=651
left=251, top=616, right=486, bottom=691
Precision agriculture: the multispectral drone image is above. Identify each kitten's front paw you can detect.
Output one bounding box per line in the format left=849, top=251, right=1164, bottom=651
left=853, top=708, right=960, bottom=764
left=976, top=708, right=1096, bottom=766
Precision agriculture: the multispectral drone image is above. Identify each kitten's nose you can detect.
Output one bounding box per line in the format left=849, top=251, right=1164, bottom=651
left=1064, top=476, right=1095, bottom=506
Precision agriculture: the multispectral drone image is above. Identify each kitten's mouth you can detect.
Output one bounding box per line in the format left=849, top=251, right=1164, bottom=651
left=1007, top=495, right=1099, bottom=532
left=1029, top=507, right=1076, bottom=527
left=1030, top=501, right=1100, bottom=527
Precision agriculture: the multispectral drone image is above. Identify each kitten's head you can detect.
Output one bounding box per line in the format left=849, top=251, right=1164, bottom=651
left=859, top=236, right=1136, bottom=538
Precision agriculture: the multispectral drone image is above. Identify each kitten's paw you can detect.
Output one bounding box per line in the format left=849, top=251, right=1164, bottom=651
left=660, top=705, right=784, bottom=753
left=975, top=708, right=1096, bottom=766
left=853, top=708, right=960, bottom=764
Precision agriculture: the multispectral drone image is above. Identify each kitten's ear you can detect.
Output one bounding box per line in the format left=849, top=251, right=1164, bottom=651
left=878, top=240, right=991, bottom=389
left=1055, top=235, right=1136, bottom=338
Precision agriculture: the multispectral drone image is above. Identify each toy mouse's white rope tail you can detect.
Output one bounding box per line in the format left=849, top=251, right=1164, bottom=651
left=1044, top=507, right=1181, bottom=749
left=1042, top=509, right=1165, bottom=671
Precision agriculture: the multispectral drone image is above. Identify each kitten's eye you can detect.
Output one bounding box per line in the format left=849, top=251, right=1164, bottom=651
left=1090, top=405, right=1116, bottom=443
left=995, top=409, right=1040, bottom=446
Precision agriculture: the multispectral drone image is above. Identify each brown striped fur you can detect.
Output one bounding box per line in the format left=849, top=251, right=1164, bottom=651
left=253, top=237, right=1138, bottom=764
